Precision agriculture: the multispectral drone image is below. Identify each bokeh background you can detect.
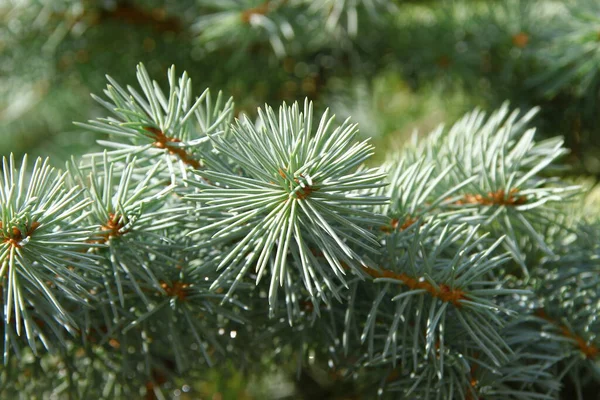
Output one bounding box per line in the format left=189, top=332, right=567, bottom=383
left=2, top=0, right=600, bottom=398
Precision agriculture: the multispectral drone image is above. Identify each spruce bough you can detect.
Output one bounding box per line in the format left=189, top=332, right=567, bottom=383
left=0, top=64, right=597, bottom=400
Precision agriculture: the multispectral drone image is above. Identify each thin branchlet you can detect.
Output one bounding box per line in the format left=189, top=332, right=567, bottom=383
left=1, top=221, right=41, bottom=249
left=278, top=168, right=317, bottom=199
left=362, top=265, right=467, bottom=307
left=241, top=1, right=272, bottom=23
left=1, top=61, right=590, bottom=399
left=536, top=308, right=599, bottom=360
left=454, top=188, right=528, bottom=207
left=144, top=126, right=202, bottom=169
left=380, top=216, right=418, bottom=233
left=98, top=213, right=127, bottom=242
left=159, top=281, right=191, bottom=302
left=240, top=0, right=290, bottom=23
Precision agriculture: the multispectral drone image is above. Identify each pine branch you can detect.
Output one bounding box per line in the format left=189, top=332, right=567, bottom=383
left=186, top=100, right=388, bottom=314
left=76, top=64, right=234, bottom=181
left=0, top=155, right=99, bottom=360
left=2, top=62, right=599, bottom=399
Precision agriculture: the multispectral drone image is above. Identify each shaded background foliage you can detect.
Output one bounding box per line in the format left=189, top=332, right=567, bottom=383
left=3, top=0, right=600, bottom=173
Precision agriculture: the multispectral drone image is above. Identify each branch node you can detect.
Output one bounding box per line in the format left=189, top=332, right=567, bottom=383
left=454, top=188, right=527, bottom=206
left=144, top=126, right=202, bottom=169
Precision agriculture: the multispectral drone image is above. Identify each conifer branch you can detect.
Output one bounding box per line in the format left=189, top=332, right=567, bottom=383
left=186, top=100, right=388, bottom=312
left=2, top=62, right=597, bottom=399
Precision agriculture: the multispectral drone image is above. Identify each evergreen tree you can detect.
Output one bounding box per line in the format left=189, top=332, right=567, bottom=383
left=2, top=1, right=600, bottom=399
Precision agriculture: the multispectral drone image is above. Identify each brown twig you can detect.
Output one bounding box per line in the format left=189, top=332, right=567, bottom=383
left=144, top=126, right=202, bottom=169
left=454, top=188, right=527, bottom=206
left=311, top=249, right=467, bottom=307
left=361, top=265, right=467, bottom=307
left=159, top=280, right=190, bottom=301
left=1, top=221, right=41, bottom=249
left=536, top=308, right=598, bottom=360
left=241, top=0, right=274, bottom=23
left=97, top=4, right=181, bottom=33
left=278, top=168, right=317, bottom=199
left=380, top=216, right=418, bottom=233
left=512, top=32, right=529, bottom=48
left=465, top=357, right=481, bottom=400
left=92, top=213, right=128, bottom=244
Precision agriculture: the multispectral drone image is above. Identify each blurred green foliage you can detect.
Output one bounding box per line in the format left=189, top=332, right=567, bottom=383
left=2, top=0, right=599, bottom=176
left=1, top=1, right=599, bottom=397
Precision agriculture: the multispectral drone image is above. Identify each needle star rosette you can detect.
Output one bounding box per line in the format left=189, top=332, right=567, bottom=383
left=186, top=100, right=388, bottom=309
left=0, top=155, right=98, bottom=356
